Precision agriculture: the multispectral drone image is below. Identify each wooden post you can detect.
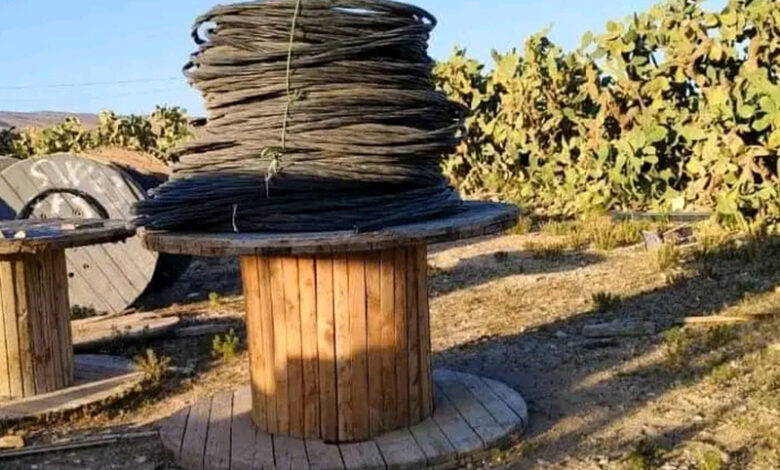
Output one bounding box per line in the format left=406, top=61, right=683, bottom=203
left=240, top=245, right=433, bottom=443
left=0, top=249, right=74, bottom=400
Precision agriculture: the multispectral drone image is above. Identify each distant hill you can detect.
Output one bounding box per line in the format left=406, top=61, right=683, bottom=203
left=0, top=111, right=99, bottom=131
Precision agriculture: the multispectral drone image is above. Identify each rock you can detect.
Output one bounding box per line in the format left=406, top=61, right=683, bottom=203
left=554, top=330, right=568, bottom=339
left=135, top=456, right=148, bottom=464
left=0, top=435, right=25, bottom=449
left=582, top=321, right=656, bottom=338
left=175, top=323, right=233, bottom=338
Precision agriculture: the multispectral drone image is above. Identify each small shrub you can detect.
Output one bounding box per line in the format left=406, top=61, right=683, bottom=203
left=511, top=217, right=534, bottom=235
left=705, top=326, right=738, bottom=349
left=209, top=292, right=223, bottom=310
left=493, top=251, right=510, bottom=263
left=542, top=220, right=576, bottom=237
left=135, top=349, right=171, bottom=384
left=591, top=292, right=621, bottom=312
left=697, top=449, right=725, bottom=470
left=664, top=327, right=692, bottom=369
left=212, top=329, right=240, bottom=361
left=655, top=244, right=680, bottom=272
left=525, top=240, right=566, bottom=260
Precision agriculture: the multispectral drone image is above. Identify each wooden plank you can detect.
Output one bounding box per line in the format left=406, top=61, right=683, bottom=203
left=273, top=435, right=309, bottom=470
left=405, top=248, right=420, bottom=425
left=457, top=372, right=520, bottom=433
left=430, top=385, right=483, bottom=455
left=38, top=251, right=61, bottom=391
left=393, top=249, right=408, bottom=428
left=252, top=428, right=275, bottom=470
left=205, top=391, right=233, bottom=470
left=13, top=258, right=36, bottom=396
left=374, top=429, right=427, bottom=470
left=434, top=370, right=505, bottom=447
left=0, top=260, right=23, bottom=398
left=305, top=439, right=345, bottom=470
left=24, top=255, right=48, bottom=395
left=0, top=258, right=9, bottom=398
left=339, top=441, right=386, bottom=470
left=379, top=250, right=397, bottom=432
left=348, top=254, right=369, bottom=440
left=51, top=250, right=74, bottom=383
left=298, top=257, right=320, bottom=438
left=282, top=257, right=304, bottom=437
left=408, top=417, right=457, bottom=465
left=416, top=246, right=432, bottom=419
left=365, top=252, right=383, bottom=437
left=230, top=388, right=257, bottom=470
left=315, top=255, right=338, bottom=442
left=481, top=377, right=528, bottom=430
left=333, top=255, right=352, bottom=442
left=73, top=312, right=181, bottom=351
left=257, top=257, right=278, bottom=433
left=161, top=406, right=190, bottom=461
left=180, top=396, right=212, bottom=470
left=269, top=257, right=289, bottom=435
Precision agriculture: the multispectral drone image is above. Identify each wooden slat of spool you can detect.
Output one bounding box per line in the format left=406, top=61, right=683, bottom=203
left=243, top=246, right=433, bottom=443
left=333, top=254, right=352, bottom=442
left=299, top=258, right=320, bottom=439
left=379, top=250, right=397, bottom=432
left=347, top=254, right=369, bottom=440
left=315, top=255, right=338, bottom=442
left=268, top=257, right=289, bottom=436
left=240, top=256, right=265, bottom=430
left=0, top=251, right=73, bottom=399
left=283, top=257, right=304, bottom=437
left=366, top=252, right=383, bottom=436
left=393, top=248, right=409, bottom=429
left=0, top=154, right=161, bottom=314
left=405, top=247, right=421, bottom=426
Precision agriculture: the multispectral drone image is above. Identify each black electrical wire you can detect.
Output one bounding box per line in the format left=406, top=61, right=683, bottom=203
left=133, top=0, right=466, bottom=233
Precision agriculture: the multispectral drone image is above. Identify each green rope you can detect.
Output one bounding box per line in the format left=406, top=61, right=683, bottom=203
left=264, top=0, right=302, bottom=194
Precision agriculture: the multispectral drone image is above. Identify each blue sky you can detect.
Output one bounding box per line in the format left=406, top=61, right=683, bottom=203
left=0, top=0, right=712, bottom=116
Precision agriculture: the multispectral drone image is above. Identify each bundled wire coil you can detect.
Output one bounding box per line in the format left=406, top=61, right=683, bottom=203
left=134, top=0, right=466, bottom=232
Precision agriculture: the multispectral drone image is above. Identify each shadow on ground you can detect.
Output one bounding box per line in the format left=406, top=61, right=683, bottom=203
left=433, top=236, right=780, bottom=467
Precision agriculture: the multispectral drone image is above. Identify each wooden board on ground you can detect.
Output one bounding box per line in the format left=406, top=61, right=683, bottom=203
left=143, top=201, right=519, bottom=257
left=0, top=354, right=143, bottom=421
left=159, top=369, right=528, bottom=470
left=72, top=312, right=181, bottom=351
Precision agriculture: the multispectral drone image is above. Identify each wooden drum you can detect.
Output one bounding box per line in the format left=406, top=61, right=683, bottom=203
left=144, top=201, right=519, bottom=443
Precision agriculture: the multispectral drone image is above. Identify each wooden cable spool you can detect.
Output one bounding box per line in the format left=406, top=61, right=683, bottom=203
left=0, top=154, right=189, bottom=314
left=145, top=201, right=519, bottom=443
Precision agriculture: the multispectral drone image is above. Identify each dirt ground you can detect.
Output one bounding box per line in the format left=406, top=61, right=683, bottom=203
left=2, top=224, right=780, bottom=470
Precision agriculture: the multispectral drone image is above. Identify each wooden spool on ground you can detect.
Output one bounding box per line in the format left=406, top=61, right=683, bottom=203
left=145, top=201, right=519, bottom=444
left=0, top=154, right=187, bottom=314
left=0, top=219, right=134, bottom=399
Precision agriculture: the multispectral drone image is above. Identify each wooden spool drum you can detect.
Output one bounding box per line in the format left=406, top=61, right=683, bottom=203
left=0, top=219, right=133, bottom=400
left=144, top=201, right=519, bottom=444
left=0, top=154, right=188, bottom=314
left=241, top=244, right=432, bottom=442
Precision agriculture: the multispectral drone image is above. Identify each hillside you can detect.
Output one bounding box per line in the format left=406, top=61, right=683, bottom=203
left=0, top=111, right=99, bottom=130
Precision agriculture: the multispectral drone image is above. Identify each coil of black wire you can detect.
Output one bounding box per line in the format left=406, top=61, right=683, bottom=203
left=133, top=0, right=467, bottom=233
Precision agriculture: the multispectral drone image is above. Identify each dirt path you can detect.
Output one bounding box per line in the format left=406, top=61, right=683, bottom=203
left=3, top=229, right=779, bottom=469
